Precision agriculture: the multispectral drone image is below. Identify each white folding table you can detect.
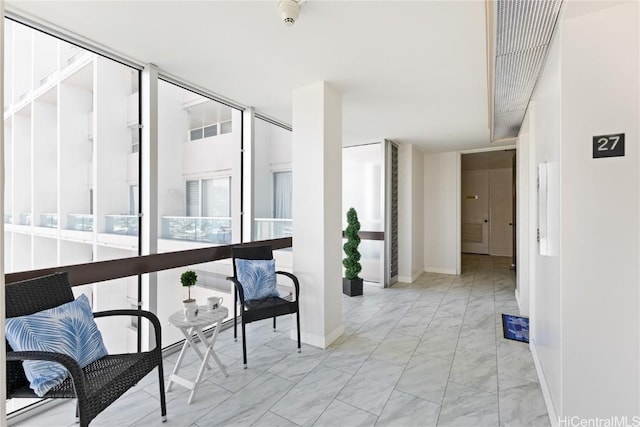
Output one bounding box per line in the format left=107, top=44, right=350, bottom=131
left=166, top=306, right=229, bottom=403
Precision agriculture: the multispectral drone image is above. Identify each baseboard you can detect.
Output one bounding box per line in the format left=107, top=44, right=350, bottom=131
left=424, top=267, right=457, bottom=275
left=530, top=341, right=559, bottom=427
left=293, top=323, right=344, bottom=349
left=398, top=270, right=424, bottom=283
left=398, top=269, right=423, bottom=284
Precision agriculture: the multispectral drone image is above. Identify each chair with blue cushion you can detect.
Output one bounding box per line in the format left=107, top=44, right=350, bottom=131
left=5, top=272, right=167, bottom=427
left=227, top=245, right=301, bottom=368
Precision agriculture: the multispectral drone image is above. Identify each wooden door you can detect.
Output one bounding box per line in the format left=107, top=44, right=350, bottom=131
left=462, top=170, right=489, bottom=254
left=489, top=168, right=513, bottom=257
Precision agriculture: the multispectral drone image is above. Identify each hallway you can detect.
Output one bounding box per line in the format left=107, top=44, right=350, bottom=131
left=13, top=255, right=549, bottom=427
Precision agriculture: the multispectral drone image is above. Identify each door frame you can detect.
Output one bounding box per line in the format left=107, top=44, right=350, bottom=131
left=456, top=145, right=517, bottom=274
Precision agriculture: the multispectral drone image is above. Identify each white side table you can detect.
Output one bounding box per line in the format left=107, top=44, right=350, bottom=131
left=166, top=306, right=229, bottom=404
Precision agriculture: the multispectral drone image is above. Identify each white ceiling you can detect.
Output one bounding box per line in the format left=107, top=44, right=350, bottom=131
left=7, top=0, right=500, bottom=153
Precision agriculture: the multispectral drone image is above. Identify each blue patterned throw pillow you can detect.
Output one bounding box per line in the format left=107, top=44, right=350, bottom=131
left=235, top=259, right=279, bottom=301
left=5, top=294, right=108, bottom=397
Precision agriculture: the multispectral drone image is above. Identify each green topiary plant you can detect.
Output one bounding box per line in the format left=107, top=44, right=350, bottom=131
left=180, top=270, right=198, bottom=302
left=342, top=207, right=362, bottom=280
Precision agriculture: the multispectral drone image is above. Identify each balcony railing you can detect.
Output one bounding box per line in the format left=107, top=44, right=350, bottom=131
left=20, top=213, right=31, bottom=226
left=254, top=218, right=292, bottom=240
left=68, top=214, right=94, bottom=231
left=40, top=213, right=58, bottom=228
left=105, top=215, right=138, bottom=236
left=161, top=216, right=231, bottom=244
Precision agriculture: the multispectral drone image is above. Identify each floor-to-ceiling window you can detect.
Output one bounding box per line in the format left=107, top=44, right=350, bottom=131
left=155, top=80, right=242, bottom=347
left=3, top=15, right=297, bottom=417
left=253, top=118, right=292, bottom=240
left=3, top=17, right=141, bottom=413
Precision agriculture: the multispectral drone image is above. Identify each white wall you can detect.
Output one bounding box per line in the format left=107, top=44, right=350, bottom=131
left=183, top=133, right=234, bottom=177
left=528, top=19, right=563, bottom=420
left=561, top=2, right=639, bottom=418
left=411, top=145, right=425, bottom=278
left=254, top=119, right=273, bottom=218
left=424, top=151, right=459, bottom=274
left=399, top=143, right=425, bottom=282
left=523, top=1, right=640, bottom=421
left=516, top=111, right=531, bottom=316
left=158, top=82, right=188, bottom=218
left=59, top=74, right=92, bottom=224
left=253, top=119, right=292, bottom=219
left=95, top=57, right=132, bottom=231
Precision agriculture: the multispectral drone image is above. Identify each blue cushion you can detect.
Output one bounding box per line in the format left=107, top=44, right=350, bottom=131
left=5, top=294, right=108, bottom=397
left=235, top=259, right=280, bottom=301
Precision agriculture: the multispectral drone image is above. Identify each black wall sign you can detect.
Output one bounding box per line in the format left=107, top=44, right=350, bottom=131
left=593, top=133, right=625, bottom=158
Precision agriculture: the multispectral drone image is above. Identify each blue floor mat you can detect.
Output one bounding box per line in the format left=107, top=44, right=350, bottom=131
left=502, top=314, right=529, bottom=343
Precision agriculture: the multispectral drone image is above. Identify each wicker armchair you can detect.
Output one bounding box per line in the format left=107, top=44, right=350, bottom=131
left=5, top=272, right=167, bottom=426
left=227, top=245, right=301, bottom=368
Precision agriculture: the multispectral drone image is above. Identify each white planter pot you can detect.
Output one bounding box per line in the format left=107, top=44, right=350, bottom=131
left=183, top=300, right=199, bottom=321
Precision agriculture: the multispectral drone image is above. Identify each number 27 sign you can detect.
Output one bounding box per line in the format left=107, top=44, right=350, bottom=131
left=593, top=133, right=625, bottom=158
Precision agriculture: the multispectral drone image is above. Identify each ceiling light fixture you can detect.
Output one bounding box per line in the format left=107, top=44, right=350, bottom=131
left=278, top=0, right=301, bottom=26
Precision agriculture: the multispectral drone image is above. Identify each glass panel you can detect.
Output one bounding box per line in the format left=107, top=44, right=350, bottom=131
left=343, top=143, right=384, bottom=283
left=186, top=180, right=200, bottom=216
left=105, top=215, right=138, bottom=235
left=253, top=118, right=292, bottom=241
left=202, top=176, right=230, bottom=217
left=203, top=124, right=217, bottom=138
left=157, top=80, right=242, bottom=348
left=189, top=128, right=203, bottom=141
left=220, top=120, right=232, bottom=134
left=40, top=213, right=58, bottom=228
left=129, top=185, right=139, bottom=215
left=4, top=18, right=140, bottom=414
left=274, top=171, right=292, bottom=219
left=4, top=19, right=140, bottom=265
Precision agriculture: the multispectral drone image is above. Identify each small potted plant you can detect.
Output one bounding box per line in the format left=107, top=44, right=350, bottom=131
left=181, top=270, right=199, bottom=321
left=343, top=207, right=363, bottom=296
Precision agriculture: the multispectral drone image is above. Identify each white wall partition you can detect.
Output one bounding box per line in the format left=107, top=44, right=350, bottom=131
left=516, top=111, right=532, bottom=316
left=527, top=27, right=563, bottom=421
left=522, top=1, right=640, bottom=421
left=398, top=143, right=424, bottom=283
left=423, top=151, right=459, bottom=274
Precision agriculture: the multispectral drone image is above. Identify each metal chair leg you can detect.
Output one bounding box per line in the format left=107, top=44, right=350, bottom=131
left=234, top=291, right=238, bottom=342
left=157, top=363, right=167, bottom=422
left=242, top=321, right=248, bottom=369
left=296, top=311, right=301, bottom=353
left=273, top=317, right=276, bottom=331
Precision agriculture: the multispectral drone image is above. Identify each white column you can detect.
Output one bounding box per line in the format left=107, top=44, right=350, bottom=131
left=0, top=2, right=6, bottom=423
left=140, top=64, right=158, bottom=350
left=292, top=81, right=344, bottom=348
left=242, top=107, right=255, bottom=242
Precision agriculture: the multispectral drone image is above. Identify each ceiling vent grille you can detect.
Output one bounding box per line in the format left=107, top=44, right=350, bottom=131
left=492, top=0, right=563, bottom=140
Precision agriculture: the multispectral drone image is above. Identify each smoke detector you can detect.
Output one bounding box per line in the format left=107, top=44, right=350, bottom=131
left=278, top=0, right=300, bottom=26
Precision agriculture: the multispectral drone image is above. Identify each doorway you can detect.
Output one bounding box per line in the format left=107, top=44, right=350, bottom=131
left=461, top=150, right=516, bottom=257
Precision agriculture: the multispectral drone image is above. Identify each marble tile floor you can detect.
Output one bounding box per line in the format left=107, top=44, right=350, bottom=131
left=11, top=255, right=550, bottom=427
